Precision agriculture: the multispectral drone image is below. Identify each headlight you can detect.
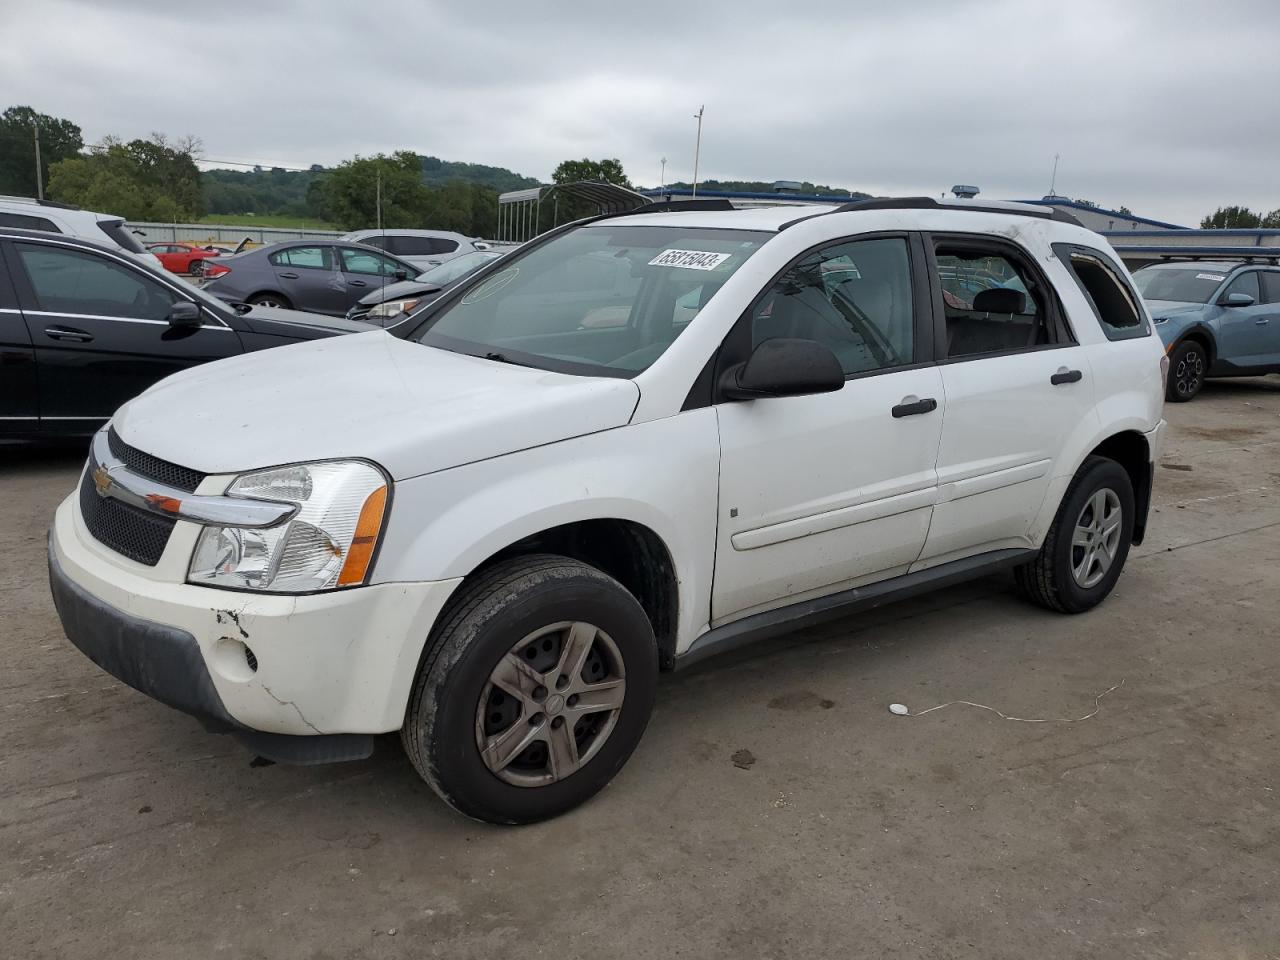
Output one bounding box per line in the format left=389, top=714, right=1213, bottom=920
left=188, top=461, right=389, bottom=593
left=366, top=297, right=422, bottom=319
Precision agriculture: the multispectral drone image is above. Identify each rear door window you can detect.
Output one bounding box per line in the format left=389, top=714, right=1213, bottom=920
left=1259, top=272, right=1280, bottom=304
left=0, top=212, right=61, bottom=232
left=269, top=246, right=332, bottom=270
left=1053, top=244, right=1150, bottom=341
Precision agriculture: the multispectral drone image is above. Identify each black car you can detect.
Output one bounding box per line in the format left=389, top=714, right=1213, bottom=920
left=0, top=227, right=367, bottom=440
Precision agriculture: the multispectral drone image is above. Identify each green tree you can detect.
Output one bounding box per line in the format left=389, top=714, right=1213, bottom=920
left=1200, top=206, right=1263, bottom=229
left=319, top=152, right=431, bottom=230
left=1261, top=209, right=1280, bottom=228
left=1118, top=206, right=1133, bottom=216
left=551, top=157, right=631, bottom=188
left=0, top=105, right=84, bottom=196
left=47, top=133, right=204, bottom=220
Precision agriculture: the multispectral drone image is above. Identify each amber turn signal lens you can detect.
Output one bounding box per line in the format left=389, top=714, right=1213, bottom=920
left=337, top=485, right=388, bottom=586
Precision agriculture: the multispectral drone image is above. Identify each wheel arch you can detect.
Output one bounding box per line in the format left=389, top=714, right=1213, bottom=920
left=1081, top=430, right=1153, bottom=545
left=448, top=517, right=681, bottom=670
left=1172, top=323, right=1217, bottom=366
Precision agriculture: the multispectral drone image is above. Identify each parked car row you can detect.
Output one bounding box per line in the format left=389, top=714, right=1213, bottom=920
left=1130, top=259, right=1280, bottom=401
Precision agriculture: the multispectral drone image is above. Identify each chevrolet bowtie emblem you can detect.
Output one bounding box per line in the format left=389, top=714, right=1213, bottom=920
left=92, top=464, right=112, bottom=497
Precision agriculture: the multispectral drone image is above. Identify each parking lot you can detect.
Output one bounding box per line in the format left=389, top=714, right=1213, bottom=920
left=1, top=378, right=1277, bottom=959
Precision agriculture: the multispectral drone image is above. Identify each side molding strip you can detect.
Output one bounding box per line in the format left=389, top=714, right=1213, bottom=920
left=675, top=547, right=1036, bottom=670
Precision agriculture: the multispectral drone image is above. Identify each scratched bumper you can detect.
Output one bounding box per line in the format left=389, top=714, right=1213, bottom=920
left=49, top=493, right=461, bottom=744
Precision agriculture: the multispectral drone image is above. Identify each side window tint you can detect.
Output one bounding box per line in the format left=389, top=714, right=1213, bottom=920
left=753, top=237, right=914, bottom=375
left=1223, top=271, right=1259, bottom=302
left=359, top=235, right=386, bottom=250
left=1260, top=272, right=1280, bottom=305
left=269, top=246, right=331, bottom=270
left=937, top=246, right=1057, bottom=358
left=428, top=238, right=460, bottom=255
left=0, top=212, right=60, bottom=232
left=16, top=243, right=178, bottom=321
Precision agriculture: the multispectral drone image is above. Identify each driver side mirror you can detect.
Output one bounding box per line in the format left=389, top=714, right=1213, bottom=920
left=1220, top=292, right=1256, bottom=307
left=167, top=301, right=201, bottom=328
left=719, top=338, right=845, bottom=401
left=393, top=269, right=409, bottom=281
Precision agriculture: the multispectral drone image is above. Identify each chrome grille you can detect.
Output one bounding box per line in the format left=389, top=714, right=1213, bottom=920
left=108, top=428, right=205, bottom=493
left=78, top=468, right=175, bottom=566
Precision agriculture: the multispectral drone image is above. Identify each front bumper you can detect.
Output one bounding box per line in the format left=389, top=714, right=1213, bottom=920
left=49, top=494, right=461, bottom=758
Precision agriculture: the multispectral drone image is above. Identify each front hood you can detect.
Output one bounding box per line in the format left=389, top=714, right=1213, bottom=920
left=236, top=303, right=370, bottom=336
left=357, top=279, right=440, bottom=306
left=1146, top=299, right=1207, bottom=319
left=112, top=331, right=640, bottom=480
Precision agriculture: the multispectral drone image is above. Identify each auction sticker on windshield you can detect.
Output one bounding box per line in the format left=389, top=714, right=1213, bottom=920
left=649, top=249, right=732, bottom=270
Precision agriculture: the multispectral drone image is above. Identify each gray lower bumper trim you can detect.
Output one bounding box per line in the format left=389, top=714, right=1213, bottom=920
left=48, top=536, right=373, bottom=765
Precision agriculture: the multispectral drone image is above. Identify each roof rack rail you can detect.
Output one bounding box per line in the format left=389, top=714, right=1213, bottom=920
left=779, top=196, right=1084, bottom=230
left=1150, top=251, right=1280, bottom=262
left=629, top=197, right=737, bottom=214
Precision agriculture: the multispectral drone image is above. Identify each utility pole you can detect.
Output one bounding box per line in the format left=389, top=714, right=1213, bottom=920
left=660, top=157, right=667, bottom=193
left=691, top=106, right=704, bottom=198
left=1048, top=153, right=1060, bottom=197
left=33, top=121, right=43, bottom=200
left=375, top=167, right=382, bottom=231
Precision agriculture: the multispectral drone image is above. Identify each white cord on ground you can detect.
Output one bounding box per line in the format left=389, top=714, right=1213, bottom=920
left=888, top=679, right=1124, bottom=722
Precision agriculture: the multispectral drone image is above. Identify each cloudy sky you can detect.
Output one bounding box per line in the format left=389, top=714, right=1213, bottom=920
left=3, top=0, right=1278, bottom=225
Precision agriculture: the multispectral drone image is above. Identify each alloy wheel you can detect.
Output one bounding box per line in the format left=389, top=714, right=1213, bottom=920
left=1071, top=488, right=1123, bottom=588
left=1174, top=348, right=1204, bottom=397
left=475, top=621, right=626, bottom=787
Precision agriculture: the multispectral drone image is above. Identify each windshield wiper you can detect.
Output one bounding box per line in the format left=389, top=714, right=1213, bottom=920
left=481, top=351, right=531, bottom=367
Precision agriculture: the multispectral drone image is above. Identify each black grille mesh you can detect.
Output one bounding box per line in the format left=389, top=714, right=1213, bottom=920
left=79, top=468, right=176, bottom=566
left=108, top=428, right=205, bottom=493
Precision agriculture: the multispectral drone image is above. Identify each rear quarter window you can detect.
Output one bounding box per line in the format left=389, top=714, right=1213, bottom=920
left=0, top=212, right=61, bottom=232
left=1053, top=243, right=1150, bottom=341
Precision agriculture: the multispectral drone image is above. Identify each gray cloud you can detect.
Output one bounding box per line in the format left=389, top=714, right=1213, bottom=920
left=2, top=0, right=1277, bottom=224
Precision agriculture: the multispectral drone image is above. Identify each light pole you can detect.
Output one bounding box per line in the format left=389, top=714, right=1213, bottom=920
left=691, top=105, right=704, bottom=199
left=33, top=120, right=43, bottom=201
left=660, top=157, right=667, bottom=194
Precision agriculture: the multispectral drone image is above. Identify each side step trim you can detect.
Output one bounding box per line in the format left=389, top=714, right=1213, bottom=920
left=675, top=547, right=1035, bottom=670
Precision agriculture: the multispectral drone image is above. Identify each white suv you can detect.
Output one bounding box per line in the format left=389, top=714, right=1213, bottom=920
left=338, top=228, right=486, bottom=271
left=0, top=195, right=158, bottom=264
left=49, top=197, right=1167, bottom=823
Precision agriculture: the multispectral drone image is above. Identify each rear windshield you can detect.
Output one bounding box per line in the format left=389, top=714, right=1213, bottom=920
left=1132, top=266, right=1226, bottom=304
left=409, top=224, right=769, bottom=377
left=96, top=219, right=147, bottom=255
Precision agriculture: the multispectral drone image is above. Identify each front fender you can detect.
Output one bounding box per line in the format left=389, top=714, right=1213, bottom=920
left=1156, top=314, right=1217, bottom=358
left=372, top=410, right=722, bottom=653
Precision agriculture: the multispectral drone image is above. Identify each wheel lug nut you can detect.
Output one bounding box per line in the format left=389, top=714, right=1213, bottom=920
left=567, top=694, right=579, bottom=707
left=533, top=685, right=547, bottom=702
left=556, top=674, right=570, bottom=690
left=551, top=717, right=564, bottom=729
left=529, top=712, right=544, bottom=726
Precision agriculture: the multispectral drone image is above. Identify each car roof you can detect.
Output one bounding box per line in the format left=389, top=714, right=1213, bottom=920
left=345, top=228, right=469, bottom=239
left=1138, top=259, right=1275, bottom=272
left=601, top=197, right=1085, bottom=234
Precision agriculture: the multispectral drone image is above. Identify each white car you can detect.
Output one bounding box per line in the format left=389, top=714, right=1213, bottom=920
left=50, top=197, right=1167, bottom=824
left=0, top=195, right=160, bottom=265
left=338, top=228, right=486, bottom=272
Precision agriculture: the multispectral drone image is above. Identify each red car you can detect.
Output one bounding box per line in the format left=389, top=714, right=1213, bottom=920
left=145, top=242, right=223, bottom=276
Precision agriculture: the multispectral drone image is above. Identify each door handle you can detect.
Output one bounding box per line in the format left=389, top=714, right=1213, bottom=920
left=277, top=272, right=299, bottom=280
left=44, top=326, right=93, bottom=343
left=1256, top=318, right=1270, bottom=325
left=891, top=396, right=938, bottom=418
left=1051, top=367, right=1083, bottom=385
left=349, top=279, right=368, bottom=287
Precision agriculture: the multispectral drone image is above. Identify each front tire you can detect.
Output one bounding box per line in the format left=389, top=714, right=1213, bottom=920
left=402, top=555, right=658, bottom=824
left=1015, top=456, right=1135, bottom=613
left=1166, top=339, right=1207, bottom=402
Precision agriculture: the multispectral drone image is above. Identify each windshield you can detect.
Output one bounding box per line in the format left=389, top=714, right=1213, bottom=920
left=418, top=250, right=501, bottom=285
left=1132, top=266, right=1227, bottom=304
left=410, top=225, right=768, bottom=376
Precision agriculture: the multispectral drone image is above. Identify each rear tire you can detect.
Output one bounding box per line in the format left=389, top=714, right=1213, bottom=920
left=1166, top=339, right=1207, bottom=402
left=247, top=292, right=292, bottom=310
left=1015, top=456, right=1134, bottom=613
left=401, top=554, right=658, bottom=824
